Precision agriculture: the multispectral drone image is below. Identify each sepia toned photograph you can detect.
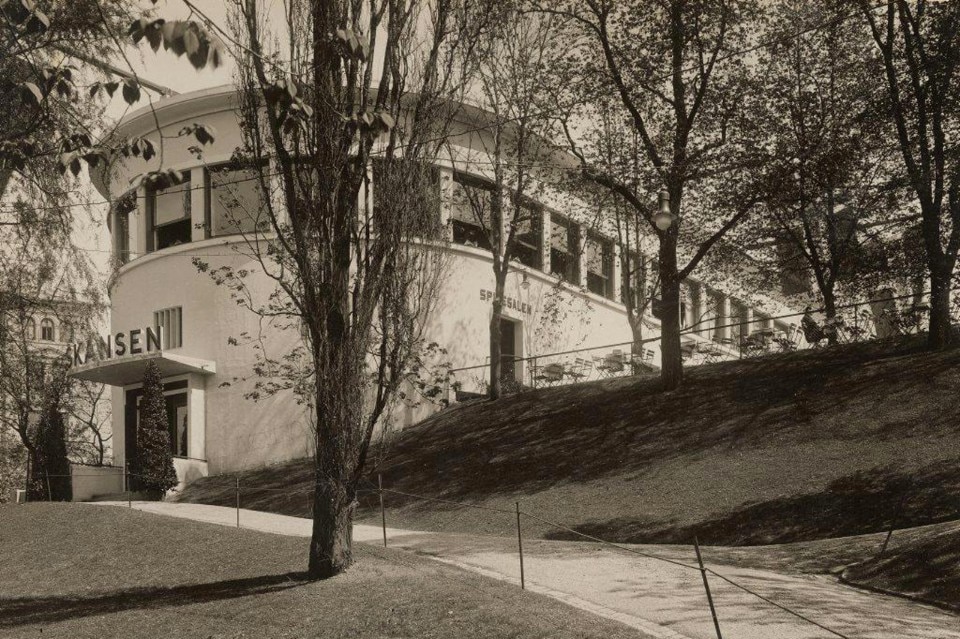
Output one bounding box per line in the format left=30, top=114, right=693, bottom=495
left=1, top=0, right=958, bottom=637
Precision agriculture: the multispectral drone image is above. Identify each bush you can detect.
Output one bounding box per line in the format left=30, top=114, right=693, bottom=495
left=30, top=405, right=73, bottom=501
left=132, top=361, right=177, bottom=497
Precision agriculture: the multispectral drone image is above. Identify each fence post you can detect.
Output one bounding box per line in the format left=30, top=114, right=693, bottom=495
left=379, top=473, right=387, bottom=548
left=694, top=537, right=723, bottom=639
left=125, top=461, right=132, bottom=507
left=235, top=477, right=240, bottom=529
left=24, top=455, right=29, bottom=503
left=876, top=490, right=908, bottom=561
left=515, top=502, right=525, bottom=590
left=45, top=469, right=52, bottom=502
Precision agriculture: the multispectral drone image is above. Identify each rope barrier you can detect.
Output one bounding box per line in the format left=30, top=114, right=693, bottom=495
left=379, top=488, right=515, bottom=515
left=704, top=568, right=852, bottom=639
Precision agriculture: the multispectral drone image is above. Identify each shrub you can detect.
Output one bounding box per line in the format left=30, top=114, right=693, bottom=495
left=132, top=361, right=177, bottom=497
left=31, top=405, right=73, bottom=501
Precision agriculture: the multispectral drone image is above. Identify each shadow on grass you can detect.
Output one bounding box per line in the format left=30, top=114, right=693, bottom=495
left=543, top=463, right=960, bottom=546
left=0, top=571, right=311, bottom=627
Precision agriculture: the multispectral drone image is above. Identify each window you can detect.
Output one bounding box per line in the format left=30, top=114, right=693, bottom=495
left=512, top=205, right=542, bottom=270
left=620, top=251, right=646, bottom=307
left=206, top=164, right=268, bottom=237
left=449, top=173, right=493, bottom=250
left=40, top=318, right=54, bottom=341
left=166, top=392, right=189, bottom=458
left=585, top=233, right=614, bottom=299
left=148, top=179, right=191, bottom=251
left=153, top=306, right=183, bottom=349
left=372, top=158, right=442, bottom=236
left=550, top=214, right=579, bottom=283
left=25, top=318, right=36, bottom=341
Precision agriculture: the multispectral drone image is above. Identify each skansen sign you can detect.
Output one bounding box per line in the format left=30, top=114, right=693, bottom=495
left=71, top=327, right=164, bottom=367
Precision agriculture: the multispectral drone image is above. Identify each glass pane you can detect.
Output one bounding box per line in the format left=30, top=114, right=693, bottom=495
left=153, top=181, right=191, bottom=226
left=209, top=166, right=266, bottom=236
left=165, top=393, right=188, bottom=457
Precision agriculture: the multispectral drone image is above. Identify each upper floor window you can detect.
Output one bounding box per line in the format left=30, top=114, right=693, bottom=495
left=372, top=158, right=442, bottom=237
left=148, top=180, right=191, bottom=251
left=585, top=233, right=614, bottom=299
left=511, top=204, right=542, bottom=270
left=450, top=173, right=493, bottom=250
left=206, top=164, right=268, bottom=238
left=550, top=214, right=580, bottom=283
left=40, top=318, right=54, bottom=341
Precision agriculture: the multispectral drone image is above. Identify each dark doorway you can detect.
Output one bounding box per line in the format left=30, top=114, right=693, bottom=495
left=124, top=379, right=188, bottom=490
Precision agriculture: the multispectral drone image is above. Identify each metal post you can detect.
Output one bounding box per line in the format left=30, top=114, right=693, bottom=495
left=694, top=537, right=723, bottom=639
left=125, top=461, right=131, bottom=507
left=877, top=491, right=908, bottom=560
left=235, top=477, right=240, bottom=528
left=45, top=469, right=52, bottom=502
left=378, top=473, right=387, bottom=548
left=24, top=455, right=29, bottom=503
left=516, top=502, right=525, bottom=589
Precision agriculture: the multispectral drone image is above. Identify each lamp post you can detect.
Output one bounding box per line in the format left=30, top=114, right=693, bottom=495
left=653, top=188, right=675, bottom=231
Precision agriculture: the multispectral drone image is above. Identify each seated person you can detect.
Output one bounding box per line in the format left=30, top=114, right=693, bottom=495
left=801, top=306, right=826, bottom=344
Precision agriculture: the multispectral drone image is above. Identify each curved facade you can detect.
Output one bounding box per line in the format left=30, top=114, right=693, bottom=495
left=76, top=86, right=797, bottom=486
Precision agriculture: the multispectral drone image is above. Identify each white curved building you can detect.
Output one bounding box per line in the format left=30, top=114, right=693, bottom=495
left=71, top=86, right=799, bottom=488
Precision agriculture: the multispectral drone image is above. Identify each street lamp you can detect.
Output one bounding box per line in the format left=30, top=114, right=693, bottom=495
left=653, top=188, right=675, bottom=231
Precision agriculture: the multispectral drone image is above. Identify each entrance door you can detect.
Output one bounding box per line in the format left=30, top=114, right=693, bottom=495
left=499, top=318, right=517, bottom=382
left=124, top=380, right=189, bottom=490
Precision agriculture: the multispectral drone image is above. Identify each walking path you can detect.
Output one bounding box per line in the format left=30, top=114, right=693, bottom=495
left=93, top=502, right=960, bottom=639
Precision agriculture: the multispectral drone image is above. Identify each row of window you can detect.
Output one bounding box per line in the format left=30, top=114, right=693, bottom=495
left=449, top=172, right=615, bottom=298
left=23, top=317, right=71, bottom=343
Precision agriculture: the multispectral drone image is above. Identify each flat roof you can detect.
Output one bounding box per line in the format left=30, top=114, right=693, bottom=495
left=69, top=351, right=216, bottom=386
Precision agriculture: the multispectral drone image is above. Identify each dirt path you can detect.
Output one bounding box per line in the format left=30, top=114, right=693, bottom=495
left=92, top=502, right=960, bottom=639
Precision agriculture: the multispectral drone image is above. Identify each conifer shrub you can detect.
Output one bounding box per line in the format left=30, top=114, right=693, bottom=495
left=31, top=405, right=73, bottom=501
left=132, top=361, right=177, bottom=498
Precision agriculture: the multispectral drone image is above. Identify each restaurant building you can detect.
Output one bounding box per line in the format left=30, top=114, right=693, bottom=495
left=71, top=86, right=800, bottom=488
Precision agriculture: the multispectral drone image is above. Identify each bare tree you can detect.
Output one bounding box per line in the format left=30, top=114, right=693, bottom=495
left=448, top=6, right=563, bottom=398
left=197, top=0, right=481, bottom=578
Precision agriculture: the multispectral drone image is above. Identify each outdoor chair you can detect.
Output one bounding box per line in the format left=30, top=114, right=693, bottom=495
left=680, top=341, right=697, bottom=361
left=631, top=348, right=656, bottom=374
left=566, top=357, right=592, bottom=382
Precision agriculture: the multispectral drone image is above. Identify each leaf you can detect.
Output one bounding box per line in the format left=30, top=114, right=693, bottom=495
left=105, top=82, right=119, bottom=98
left=183, top=29, right=200, bottom=56
left=88, top=82, right=102, bottom=99
left=21, top=82, right=43, bottom=106
left=69, top=156, right=82, bottom=177
left=121, top=80, right=141, bottom=105
left=141, top=139, right=156, bottom=162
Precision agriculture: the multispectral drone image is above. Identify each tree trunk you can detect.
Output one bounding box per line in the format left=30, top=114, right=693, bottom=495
left=307, top=476, right=355, bottom=579
left=659, top=233, right=683, bottom=390
left=488, top=273, right=507, bottom=400
left=927, top=264, right=953, bottom=350
left=823, top=288, right=839, bottom=346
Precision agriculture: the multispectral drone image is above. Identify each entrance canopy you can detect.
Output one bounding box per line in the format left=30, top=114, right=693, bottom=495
left=69, top=351, right=216, bottom=386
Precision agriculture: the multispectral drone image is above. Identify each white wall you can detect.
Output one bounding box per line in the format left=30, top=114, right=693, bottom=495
left=70, top=464, right=123, bottom=501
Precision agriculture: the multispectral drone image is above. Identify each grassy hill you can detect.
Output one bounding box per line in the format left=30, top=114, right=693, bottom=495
left=0, top=504, right=643, bottom=638
left=181, top=335, right=960, bottom=549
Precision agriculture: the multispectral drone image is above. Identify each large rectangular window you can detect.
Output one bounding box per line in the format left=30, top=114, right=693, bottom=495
left=153, top=306, right=183, bottom=349
left=620, top=251, right=646, bottom=307
left=449, top=173, right=493, bottom=250
left=512, top=205, right=542, bottom=270
left=372, top=158, right=442, bottom=237
left=148, top=180, right=191, bottom=251
left=550, top=214, right=579, bottom=283
left=585, top=233, right=613, bottom=299
left=206, top=164, right=268, bottom=237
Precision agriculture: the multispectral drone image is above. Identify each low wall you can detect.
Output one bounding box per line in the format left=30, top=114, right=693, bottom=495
left=70, top=464, right=124, bottom=501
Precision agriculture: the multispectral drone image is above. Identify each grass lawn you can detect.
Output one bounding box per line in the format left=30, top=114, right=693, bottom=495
left=0, top=503, right=648, bottom=639
left=180, top=336, right=960, bottom=548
